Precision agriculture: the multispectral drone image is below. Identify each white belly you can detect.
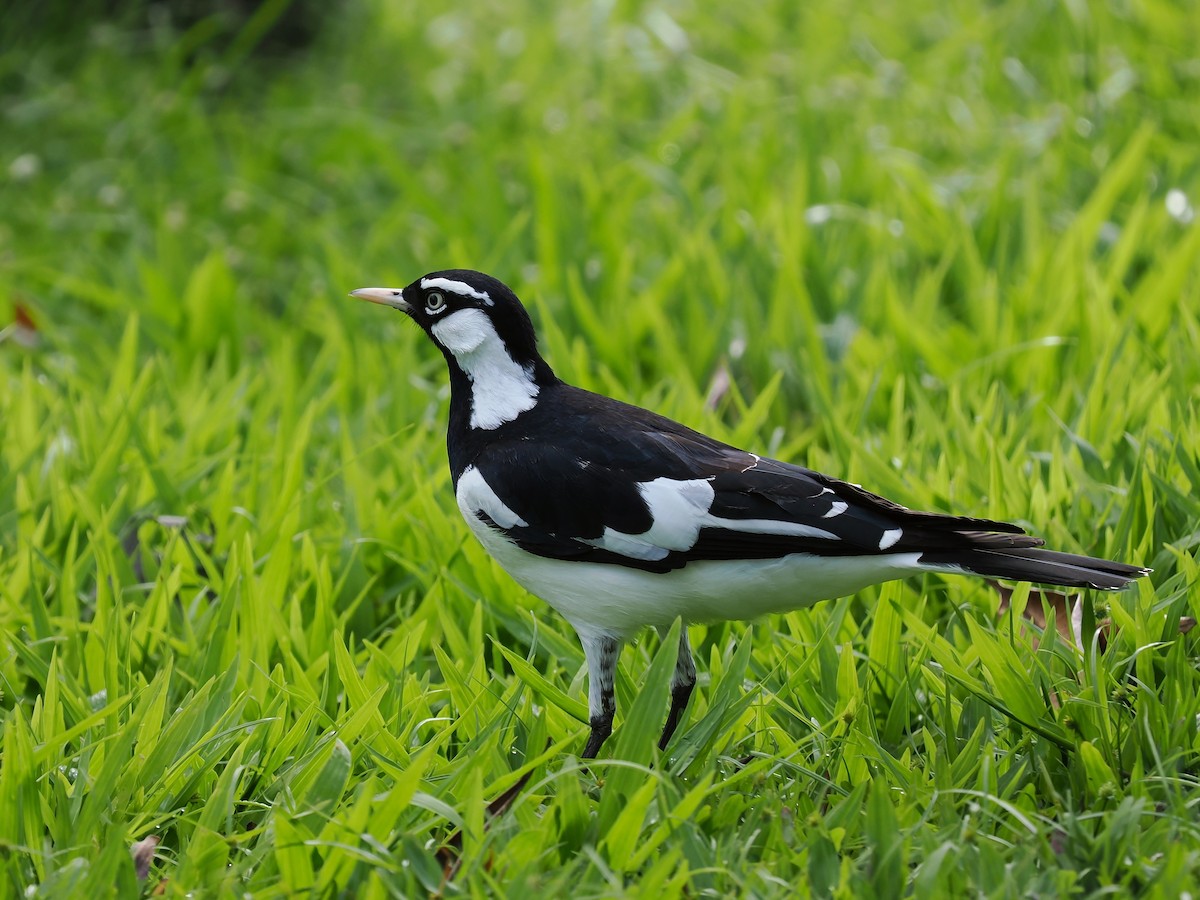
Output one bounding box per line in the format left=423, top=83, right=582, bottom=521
left=461, top=509, right=923, bottom=638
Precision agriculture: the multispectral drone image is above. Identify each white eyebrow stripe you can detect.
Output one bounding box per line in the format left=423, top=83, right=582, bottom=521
left=420, top=277, right=494, bottom=306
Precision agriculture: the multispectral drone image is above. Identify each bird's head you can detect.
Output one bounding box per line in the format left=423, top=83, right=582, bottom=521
left=350, top=269, right=556, bottom=430
left=350, top=269, right=545, bottom=369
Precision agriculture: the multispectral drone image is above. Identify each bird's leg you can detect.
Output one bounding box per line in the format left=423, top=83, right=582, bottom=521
left=659, top=628, right=697, bottom=750
left=580, top=633, right=620, bottom=758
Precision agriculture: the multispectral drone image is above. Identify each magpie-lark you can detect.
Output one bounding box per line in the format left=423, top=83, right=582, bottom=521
left=351, top=270, right=1149, bottom=758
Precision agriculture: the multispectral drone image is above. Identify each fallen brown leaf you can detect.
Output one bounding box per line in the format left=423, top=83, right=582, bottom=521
left=989, top=580, right=1105, bottom=652
left=705, top=364, right=732, bottom=410
left=990, top=582, right=1195, bottom=652
left=0, top=302, right=41, bottom=348
left=130, top=834, right=159, bottom=880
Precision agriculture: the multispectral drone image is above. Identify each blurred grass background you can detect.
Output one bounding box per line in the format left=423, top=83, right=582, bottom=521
left=1, top=0, right=1199, bottom=895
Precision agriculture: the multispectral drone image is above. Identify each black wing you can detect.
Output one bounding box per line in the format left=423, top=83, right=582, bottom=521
left=458, top=395, right=1040, bottom=574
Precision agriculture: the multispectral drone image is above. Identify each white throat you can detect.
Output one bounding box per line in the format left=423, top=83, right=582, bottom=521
left=431, top=308, right=539, bottom=430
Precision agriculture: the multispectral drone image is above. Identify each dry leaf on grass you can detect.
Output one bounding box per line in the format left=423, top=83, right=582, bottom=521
left=988, top=579, right=1107, bottom=652
left=705, top=363, right=732, bottom=410
left=0, top=302, right=41, bottom=348
left=130, top=835, right=160, bottom=880
left=990, top=581, right=1195, bottom=652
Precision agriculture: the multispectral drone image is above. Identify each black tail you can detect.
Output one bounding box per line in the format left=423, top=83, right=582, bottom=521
left=921, top=546, right=1150, bottom=591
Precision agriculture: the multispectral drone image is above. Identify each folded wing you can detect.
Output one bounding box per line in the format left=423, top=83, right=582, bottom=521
left=460, top=426, right=1041, bottom=575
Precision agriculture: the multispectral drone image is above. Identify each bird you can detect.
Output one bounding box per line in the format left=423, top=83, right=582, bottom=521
left=350, top=270, right=1149, bottom=758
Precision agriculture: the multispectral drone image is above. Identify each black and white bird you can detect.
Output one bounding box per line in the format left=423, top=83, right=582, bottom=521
left=351, top=270, right=1149, bottom=758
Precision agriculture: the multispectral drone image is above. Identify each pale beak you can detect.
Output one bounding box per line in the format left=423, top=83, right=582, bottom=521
left=349, top=287, right=410, bottom=312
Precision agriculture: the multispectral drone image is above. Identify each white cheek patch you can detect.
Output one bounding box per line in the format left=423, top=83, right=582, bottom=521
left=421, top=277, right=494, bottom=306
left=584, top=476, right=842, bottom=561
left=431, top=308, right=490, bottom=354
left=432, top=308, right=540, bottom=430
left=457, top=466, right=528, bottom=528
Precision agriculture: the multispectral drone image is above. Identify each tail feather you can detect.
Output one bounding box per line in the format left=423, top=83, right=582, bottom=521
left=921, top=546, right=1150, bottom=591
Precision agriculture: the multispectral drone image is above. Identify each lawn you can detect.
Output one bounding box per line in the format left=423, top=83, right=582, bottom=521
left=2, top=0, right=1199, bottom=895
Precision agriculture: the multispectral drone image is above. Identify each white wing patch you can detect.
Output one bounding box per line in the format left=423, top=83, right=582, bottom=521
left=639, top=478, right=718, bottom=550
left=584, top=476, right=841, bottom=560
left=823, top=501, right=848, bottom=518
left=878, top=528, right=903, bottom=550
left=456, top=466, right=528, bottom=528
left=420, top=276, right=494, bottom=305
left=431, top=308, right=539, bottom=429
left=703, top=514, right=839, bottom=540
left=583, top=528, right=670, bottom=561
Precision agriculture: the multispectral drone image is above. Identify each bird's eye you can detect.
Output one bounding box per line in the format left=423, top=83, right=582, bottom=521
left=425, top=291, right=446, bottom=313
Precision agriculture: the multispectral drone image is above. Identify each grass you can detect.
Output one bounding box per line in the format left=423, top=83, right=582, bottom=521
left=1, top=0, right=1199, bottom=894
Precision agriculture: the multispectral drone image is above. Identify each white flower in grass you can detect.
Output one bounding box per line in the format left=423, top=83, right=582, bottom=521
left=1166, top=189, right=1194, bottom=225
